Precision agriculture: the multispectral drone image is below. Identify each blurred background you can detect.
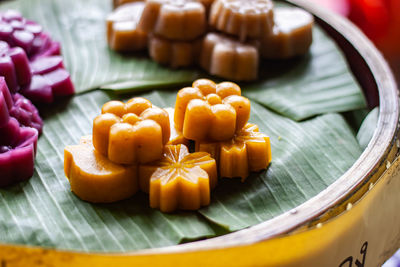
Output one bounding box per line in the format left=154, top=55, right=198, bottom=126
left=306, top=0, right=400, bottom=265
left=308, top=0, right=400, bottom=85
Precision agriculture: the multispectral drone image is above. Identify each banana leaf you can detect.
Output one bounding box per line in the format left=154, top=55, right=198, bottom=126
left=356, top=107, right=379, bottom=150
left=0, top=90, right=362, bottom=251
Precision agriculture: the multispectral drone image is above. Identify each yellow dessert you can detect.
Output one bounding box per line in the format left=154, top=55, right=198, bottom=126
left=93, top=97, right=170, bottom=164
left=138, top=0, right=206, bottom=41
left=200, top=33, right=259, bottom=81
left=113, top=0, right=142, bottom=9
left=196, top=123, right=271, bottom=181
left=165, top=107, right=189, bottom=146
left=209, top=0, right=274, bottom=41
left=106, top=2, right=148, bottom=52
left=139, top=144, right=217, bottom=212
left=260, top=7, right=314, bottom=59
left=174, top=78, right=251, bottom=141
left=64, top=136, right=138, bottom=203
left=149, top=35, right=202, bottom=68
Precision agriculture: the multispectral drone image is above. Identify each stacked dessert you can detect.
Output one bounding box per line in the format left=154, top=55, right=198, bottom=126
left=64, top=79, right=272, bottom=212
left=0, top=10, right=75, bottom=187
left=107, top=0, right=314, bottom=81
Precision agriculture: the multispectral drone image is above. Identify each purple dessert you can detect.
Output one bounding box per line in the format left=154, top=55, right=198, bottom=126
left=0, top=77, right=43, bottom=133
left=22, top=55, right=74, bottom=102
left=9, top=93, right=43, bottom=134
left=0, top=77, right=39, bottom=187
left=0, top=9, right=77, bottom=187
left=0, top=10, right=59, bottom=59
left=0, top=117, right=38, bottom=187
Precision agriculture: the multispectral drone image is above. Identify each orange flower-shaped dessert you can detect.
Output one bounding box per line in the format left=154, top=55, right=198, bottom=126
left=139, top=144, right=217, bottom=212
left=64, top=136, right=138, bottom=203
left=165, top=107, right=189, bottom=146
left=174, top=79, right=251, bottom=142
left=196, top=123, right=271, bottom=181
left=93, top=97, right=170, bottom=164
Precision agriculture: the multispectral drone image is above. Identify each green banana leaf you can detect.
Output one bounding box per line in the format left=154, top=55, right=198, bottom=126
left=356, top=107, right=379, bottom=150
left=0, top=90, right=362, bottom=252
left=0, top=0, right=366, bottom=121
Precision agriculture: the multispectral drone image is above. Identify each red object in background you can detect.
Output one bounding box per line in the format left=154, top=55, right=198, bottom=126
left=307, top=0, right=400, bottom=80
left=348, top=0, right=400, bottom=58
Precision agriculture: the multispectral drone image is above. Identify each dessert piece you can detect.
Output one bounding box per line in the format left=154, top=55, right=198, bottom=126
left=138, top=0, right=206, bottom=41
left=0, top=84, right=38, bottom=188
left=197, top=0, right=215, bottom=14
left=64, top=136, right=138, bottom=203
left=165, top=107, right=189, bottom=146
left=0, top=10, right=60, bottom=59
left=106, top=2, right=148, bottom=52
left=0, top=76, right=12, bottom=126
left=209, top=0, right=274, bottom=41
left=196, top=123, right=271, bottom=181
left=0, top=119, right=38, bottom=187
left=0, top=41, right=31, bottom=93
left=199, top=32, right=259, bottom=81
left=260, top=7, right=314, bottom=59
left=9, top=93, right=43, bottom=134
left=175, top=78, right=250, bottom=141
left=93, top=97, right=170, bottom=164
left=149, top=35, right=202, bottom=68
left=113, top=0, right=143, bottom=9
left=139, top=144, right=217, bottom=212
left=0, top=77, right=43, bottom=133
left=22, top=56, right=75, bottom=103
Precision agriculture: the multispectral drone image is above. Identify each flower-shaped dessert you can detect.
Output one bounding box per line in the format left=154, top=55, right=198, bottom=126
left=0, top=77, right=43, bottom=133
left=0, top=10, right=60, bottom=59
left=209, top=0, right=274, bottom=41
left=138, top=0, right=206, bottom=41
left=174, top=79, right=251, bottom=141
left=64, top=136, right=138, bottom=203
left=0, top=42, right=31, bottom=93
left=93, top=97, right=170, bottom=164
left=0, top=117, right=38, bottom=187
left=113, top=0, right=142, bottom=9
left=9, top=93, right=43, bottom=134
left=196, top=123, right=271, bottom=181
left=139, top=144, right=217, bottom=212
left=199, top=33, right=259, bottom=81
left=23, top=55, right=75, bottom=103
left=149, top=35, right=202, bottom=68
left=260, top=8, right=313, bottom=59
left=106, top=2, right=148, bottom=52
left=165, top=107, right=189, bottom=146
left=198, top=0, right=215, bottom=14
